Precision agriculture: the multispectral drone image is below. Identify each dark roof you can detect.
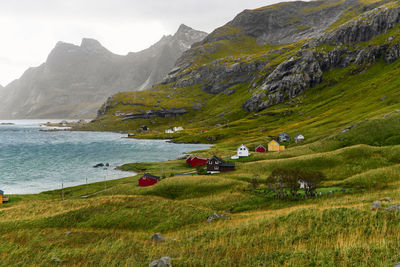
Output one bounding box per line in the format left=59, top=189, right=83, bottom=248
left=142, top=173, right=160, bottom=180
left=279, top=132, right=290, bottom=136
left=209, top=155, right=223, bottom=163
left=0, top=190, right=3, bottom=195
left=221, top=162, right=235, bottom=167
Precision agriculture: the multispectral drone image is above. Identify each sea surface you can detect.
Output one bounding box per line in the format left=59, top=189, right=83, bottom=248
left=0, top=120, right=210, bottom=194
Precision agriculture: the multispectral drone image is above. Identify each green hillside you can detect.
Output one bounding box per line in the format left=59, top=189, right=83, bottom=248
left=5, top=0, right=400, bottom=266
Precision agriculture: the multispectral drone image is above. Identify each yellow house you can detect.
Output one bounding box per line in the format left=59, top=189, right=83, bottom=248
left=0, top=190, right=3, bottom=204
left=268, top=140, right=285, bottom=152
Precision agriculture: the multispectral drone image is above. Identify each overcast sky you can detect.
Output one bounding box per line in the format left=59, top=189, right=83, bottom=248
left=0, top=0, right=293, bottom=86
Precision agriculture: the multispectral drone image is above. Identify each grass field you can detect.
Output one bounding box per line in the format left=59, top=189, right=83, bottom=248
left=2, top=137, right=400, bottom=266
left=4, top=1, right=400, bottom=265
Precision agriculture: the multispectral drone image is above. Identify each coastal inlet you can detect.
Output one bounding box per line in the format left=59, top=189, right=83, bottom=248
left=0, top=120, right=210, bottom=194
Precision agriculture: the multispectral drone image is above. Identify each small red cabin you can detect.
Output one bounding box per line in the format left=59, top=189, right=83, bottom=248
left=138, top=173, right=160, bottom=187
left=187, top=155, right=209, bottom=167
left=186, top=156, right=192, bottom=166
left=255, top=145, right=267, bottom=153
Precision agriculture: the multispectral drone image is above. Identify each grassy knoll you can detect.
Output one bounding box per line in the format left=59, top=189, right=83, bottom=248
left=2, top=137, right=400, bottom=265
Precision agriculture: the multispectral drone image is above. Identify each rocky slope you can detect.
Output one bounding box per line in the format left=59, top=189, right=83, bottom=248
left=0, top=24, right=207, bottom=119
left=243, top=2, right=400, bottom=111
left=159, top=0, right=398, bottom=113
left=81, top=0, right=400, bottom=141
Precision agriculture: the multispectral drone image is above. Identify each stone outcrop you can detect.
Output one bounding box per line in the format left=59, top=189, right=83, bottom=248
left=163, top=58, right=266, bottom=94
left=120, top=109, right=187, bottom=121
left=243, top=4, right=400, bottom=112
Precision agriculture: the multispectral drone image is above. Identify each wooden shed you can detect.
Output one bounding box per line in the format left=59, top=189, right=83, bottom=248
left=294, top=134, right=305, bottom=143
left=268, top=140, right=285, bottom=152
left=207, top=156, right=235, bottom=174
left=255, top=145, right=267, bottom=153
left=279, top=132, right=290, bottom=143
left=0, top=190, right=7, bottom=204
left=138, top=173, right=160, bottom=187
left=187, top=155, right=209, bottom=167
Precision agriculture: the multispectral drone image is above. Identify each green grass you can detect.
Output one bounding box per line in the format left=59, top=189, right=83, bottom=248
left=6, top=1, right=400, bottom=265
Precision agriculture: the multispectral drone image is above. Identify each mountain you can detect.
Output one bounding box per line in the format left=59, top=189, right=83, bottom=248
left=84, top=0, right=400, bottom=145
left=0, top=24, right=207, bottom=119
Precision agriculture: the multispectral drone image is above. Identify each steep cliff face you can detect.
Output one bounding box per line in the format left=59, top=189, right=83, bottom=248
left=160, top=0, right=399, bottom=113
left=243, top=3, right=400, bottom=111
left=0, top=25, right=207, bottom=119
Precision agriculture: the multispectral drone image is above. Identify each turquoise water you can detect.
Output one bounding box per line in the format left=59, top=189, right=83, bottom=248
left=0, top=120, right=209, bottom=194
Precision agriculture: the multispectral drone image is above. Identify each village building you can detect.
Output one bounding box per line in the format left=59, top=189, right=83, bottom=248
left=268, top=140, right=285, bottom=152
left=255, top=144, right=267, bottom=153
left=0, top=190, right=8, bottom=204
left=207, top=156, right=235, bottom=174
left=138, top=173, right=160, bottom=187
left=186, top=155, right=209, bottom=167
left=165, top=129, right=174, bottom=134
left=279, top=132, right=290, bottom=143
left=173, top=126, right=184, bottom=132
left=237, top=144, right=249, bottom=157
left=294, top=134, right=305, bottom=143
left=232, top=144, right=250, bottom=159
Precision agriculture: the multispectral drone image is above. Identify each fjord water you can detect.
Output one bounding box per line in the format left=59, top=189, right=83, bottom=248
left=0, top=120, right=209, bottom=194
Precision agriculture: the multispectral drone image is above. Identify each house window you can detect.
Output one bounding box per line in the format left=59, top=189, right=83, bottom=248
left=214, top=166, right=219, bottom=170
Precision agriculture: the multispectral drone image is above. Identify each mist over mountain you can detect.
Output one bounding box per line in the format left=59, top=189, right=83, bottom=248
left=0, top=24, right=207, bottom=119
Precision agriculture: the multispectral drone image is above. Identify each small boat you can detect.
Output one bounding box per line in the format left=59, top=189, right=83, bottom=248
left=128, top=133, right=136, bottom=137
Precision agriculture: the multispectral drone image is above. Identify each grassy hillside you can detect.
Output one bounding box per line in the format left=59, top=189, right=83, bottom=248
left=6, top=0, right=400, bottom=265
left=2, top=139, right=400, bottom=265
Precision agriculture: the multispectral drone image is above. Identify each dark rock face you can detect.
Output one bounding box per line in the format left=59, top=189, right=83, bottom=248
left=163, top=58, right=267, bottom=94
left=201, top=0, right=360, bottom=46
left=243, top=5, right=400, bottom=112
left=0, top=25, right=207, bottom=119
left=120, top=109, right=188, bottom=121
left=317, top=6, right=400, bottom=45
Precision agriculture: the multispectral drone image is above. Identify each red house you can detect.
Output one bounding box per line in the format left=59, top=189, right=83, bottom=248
left=186, top=156, right=192, bottom=166
left=255, top=145, right=267, bottom=153
left=187, top=155, right=209, bottom=167
left=138, top=173, right=160, bottom=187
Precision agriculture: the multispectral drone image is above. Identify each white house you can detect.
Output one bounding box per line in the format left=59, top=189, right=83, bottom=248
left=173, top=126, right=184, bottom=132
left=298, top=180, right=309, bottom=189
left=165, top=129, right=174, bottom=134
left=294, top=134, right=305, bottom=143
left=237, top=144, right=249, bottom=157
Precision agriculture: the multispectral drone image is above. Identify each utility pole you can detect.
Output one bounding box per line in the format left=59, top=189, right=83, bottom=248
left=61, top=178, right=64, bottom=201
left=86, top=177, right=88, bottom=196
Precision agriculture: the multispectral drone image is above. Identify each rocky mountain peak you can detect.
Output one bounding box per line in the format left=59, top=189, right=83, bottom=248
left=0, top=24, right=207, bottom=119
left=80, top=38, right=111, bottom=54
left=176, top=24, right=194, bottom=34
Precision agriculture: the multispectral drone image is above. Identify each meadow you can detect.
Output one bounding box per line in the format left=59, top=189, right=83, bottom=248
left=2, top=134, right=400, bottom=266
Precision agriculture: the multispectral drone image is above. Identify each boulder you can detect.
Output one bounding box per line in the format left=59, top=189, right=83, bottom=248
left=207, top=212, right=230, bottom=223
left=151, top=233, right=167, bottom=242
left=149, top=257, right=172, bottom=267
left=385, top=204, right=400, bottom=212
left=93, top=163, right=104, bottom=168
left=371, top=201, right=381, bottom=211
left=51, top=257, right=62, bottom=263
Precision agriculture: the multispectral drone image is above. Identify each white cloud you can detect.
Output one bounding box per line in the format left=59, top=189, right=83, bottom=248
left=0, top=0, right=294, bottom=86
